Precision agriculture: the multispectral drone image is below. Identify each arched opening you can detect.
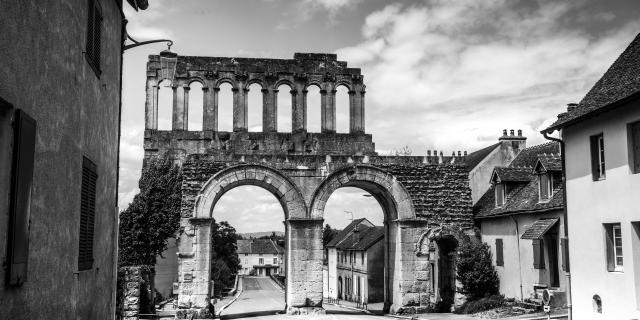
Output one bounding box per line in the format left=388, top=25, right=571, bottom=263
left=592, top=294, right=602, bottom=313
left=277, top=84, right=292, bottom=132
left=322, top=186, right=390, bottom=315
left=211, top=185, right=287, bottom=317
left=188, top=81, right=204, bottom=131
left=157, top=79, right=173, bottom=130
left=434, top=236, right=458, bottom=312
left=306, top=85, right=321, bottom=133
left=247, top=83, right=263, bottom=132
left=335, top=85, right=350, bottom=133
left=218, top=83, right=234, bottom=132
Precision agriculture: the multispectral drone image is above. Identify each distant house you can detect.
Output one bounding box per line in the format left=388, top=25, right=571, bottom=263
left=324, top=218, right=384, bottom=304
left=474, top=142, right=568, bottom=306
left=237, top=239, right=284, bottom=276
left=542, top=33, right=640, bottom=319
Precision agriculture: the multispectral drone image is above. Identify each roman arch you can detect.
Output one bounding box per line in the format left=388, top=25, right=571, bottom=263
left=143, top=52, right=475, bottom=318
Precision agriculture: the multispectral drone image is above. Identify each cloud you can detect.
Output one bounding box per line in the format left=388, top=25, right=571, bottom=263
left=275, top=0, right=363, bottom=29
left=123, top=0, right=174, bottom=41
left=336, top=0, right=640, bottom=152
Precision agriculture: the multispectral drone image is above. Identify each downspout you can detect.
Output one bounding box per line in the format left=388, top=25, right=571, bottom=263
left=510, top=215, right=524, bottom=301
left=542, top=131, right=571, bottom=320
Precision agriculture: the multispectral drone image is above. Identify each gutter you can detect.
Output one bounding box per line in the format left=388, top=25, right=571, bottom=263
left=475, top=205, right=564, bottom=220
left=541, top=131, right=571, bottom=320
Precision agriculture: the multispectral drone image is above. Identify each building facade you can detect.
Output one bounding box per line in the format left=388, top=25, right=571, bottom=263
left=237, top=239, right=284, bottom=276
left=0, top=0, right=147, bottom=319
left=325, top=219, right=385, bottom=304
left=543, top=33, right=640, bottom=320
left=474, top=142, right=568, bottom=306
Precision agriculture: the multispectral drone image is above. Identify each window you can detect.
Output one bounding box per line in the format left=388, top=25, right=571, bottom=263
left=273, top=258, right=277, bottom=265
left=361, top=251, right=364, bottom=264
left=495, top=183, right=505, bottom=207
left=244, top=253, right=248, bottom=256
left=533, top=239, right=545, bottom=269
left=495, top=239, right=504, bottom=266
left=85, top=0, right=103, bottom=76
left=79, top=157, right=97, bottom=271
left=539, top=174, right=551, bottom=202
left=590, top=133, right=606, bottom=180
left=259, top=258, right=264, bottom=265
left=605, top=223, right=623, bottom=272
left=628, top=121, right=640, bottom=174
left=6, top=108, right=37, bottom=286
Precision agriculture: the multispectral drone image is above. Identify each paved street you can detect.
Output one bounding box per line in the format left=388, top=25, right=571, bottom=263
left=220, top=277, right=286, bottom=319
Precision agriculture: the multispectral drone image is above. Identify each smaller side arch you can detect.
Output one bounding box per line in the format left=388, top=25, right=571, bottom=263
left=333, top=81, right=352, bottom=91
left=415, top=224, right=467, bottom=257
left=244, top=78, right=264, bottom=89
left=215, top=78, right=238, bottom=89
left=274, top=78, right=295, bottom=89
left=304, top=82, right=322, bottom=91
left=188, top=77, right=205, bottom=86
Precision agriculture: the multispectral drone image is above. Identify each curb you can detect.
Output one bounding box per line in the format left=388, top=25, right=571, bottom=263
left=325, top=302, right=373, bottom=315
left=216, top=277, right=244, bottom=318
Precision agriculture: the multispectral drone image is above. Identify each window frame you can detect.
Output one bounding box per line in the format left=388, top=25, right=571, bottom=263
left=590, top=133, right=606, bottom=181
left=628, top=120, right=640, bottom=174
left=605, top=223, right=624, bottom=272
left=495, top=182, right=506, bottom=207
left=538, top=173, right=552, bottom=202
left=258, top=258, right=264, bottom=265
left=495, top=238, right=504, bottom=267
left=78, top=156, right=97, bottom=271
left=84, top=0, right=103, bottom=77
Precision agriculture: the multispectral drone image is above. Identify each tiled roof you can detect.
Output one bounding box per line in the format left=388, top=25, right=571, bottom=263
left=326, top=218, right=372, bottom=248
left=521, top=218, right=559, bottom=239
left=546, top=33, right=640, bottom=131
left=493, top=167, right=531, bottom=182
left=535, top=155, right=562, bottom=172
left=474, top=142, right=564, bottom=219
left=236, top=239, right=283, bottom=255
left=336, top=226, right=384, bottom=251
left=466, top=142, right=501, bottom=171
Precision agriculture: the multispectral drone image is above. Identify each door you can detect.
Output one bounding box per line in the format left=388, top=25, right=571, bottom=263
left=548, top=237, right=560, bottom=287
left=266, top=268, right=271, bottom=276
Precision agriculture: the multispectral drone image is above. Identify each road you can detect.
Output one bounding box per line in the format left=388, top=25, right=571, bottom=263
left=220, top=277, right=286, bottom=319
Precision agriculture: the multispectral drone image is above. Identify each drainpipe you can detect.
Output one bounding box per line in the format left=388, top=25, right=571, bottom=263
left=542, top=131, right=572, bottom=320
left=510, top=215, right=524, bottom=301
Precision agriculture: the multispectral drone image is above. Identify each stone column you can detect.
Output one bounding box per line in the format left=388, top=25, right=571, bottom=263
left=177, top=218, right=214, bottom=319
left=348, top=90, right=356, bottom=134
left=202, top=87, right=213, bottom=131
left=301, top=89, right=308, bottom=131
left=320, top=89, right=336, bottom=133
left=172, top=85, right=182, bottom=131
left=286, top=219, right=325, bottom=314
left=232, top=87, right=248, bottom=132
left=291, top=88, right=305, bottom=133
left=263, top=88, right=277, bottom=132
left=351, top=86, right=365, bottom=134
left=183, top=86, right=190, bottom=131
left=145, top=79, right=158, bottom=130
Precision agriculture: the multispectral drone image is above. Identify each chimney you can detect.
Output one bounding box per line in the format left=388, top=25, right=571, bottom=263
left=567, top=103, right=578, bottom=113
left=499, top=128, right=527, bottom=152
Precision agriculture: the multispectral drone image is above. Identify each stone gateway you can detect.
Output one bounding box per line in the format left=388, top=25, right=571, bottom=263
left=142, top=52, right=474, bottom=318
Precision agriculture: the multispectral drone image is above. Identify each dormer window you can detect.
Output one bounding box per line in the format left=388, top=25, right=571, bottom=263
left=539, top=173, right=552, bottom=202
left=495, top=183, right=506, bottom=207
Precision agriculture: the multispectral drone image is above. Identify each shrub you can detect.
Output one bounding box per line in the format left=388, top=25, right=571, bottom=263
left=455, top=294, right=505, bottom=314
left=456, top=234, right=500, bottom=301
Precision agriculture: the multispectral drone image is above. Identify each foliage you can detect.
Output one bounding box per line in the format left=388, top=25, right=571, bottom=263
left=394, top=145, right=413, bottom=156
left=211, top=220, right=241, bottom=296
left=118, top=158, right=182, bottom=266
left=258, top=231, right=284, bottom=242
left=455, top=234, right=500, bottom=301
left=323, top=224, right=339, bottom=246
left=455, top=295, right=505, bottom=314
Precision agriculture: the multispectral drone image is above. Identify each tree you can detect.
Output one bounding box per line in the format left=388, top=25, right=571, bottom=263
left=118, top=158, right=182, bottom=266
left=456, top=234, right=500, bottom=301
left=211, top=220, right=241, bottom=296
left=323, top=224, right=339, bottom=246
left=394, top=145, right=412, bottom=156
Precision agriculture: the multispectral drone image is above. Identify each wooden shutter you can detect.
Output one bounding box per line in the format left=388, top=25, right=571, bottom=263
left=539, top=174, right=549, bottom=201
left=631, top=121, right=640, bottom=173
left=561, top=237, right=570, bottom=272
left=78, top=157, right=97, bottom=271
left=590, top=135, right=600, bottom=180
left=605, top=224, right=614, bottom=271
left=85, top=0, right=102, bottom=75
left=533, top=239, right=545, bottom=269
left=7, top=109, right=37, bottom=286
left=495, top=239, right=504, bottom=266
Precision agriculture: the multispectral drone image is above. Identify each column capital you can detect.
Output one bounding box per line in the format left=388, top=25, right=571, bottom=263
left=261, top=88, right=269, bottom=93
left=331, top=89, right=337, bottom=94
left=319, top=89, right=327, bottom=94
left=348, top=90, right=356, bottom=95
left=183, top=86, right=191, bottom=92
left=273, top=89, right=280, bottom=93
left=231, top=88, right=239, bottom=92
left=243, top=88, right=250, bottom=93
left=213, top=87, right=221, bottom=92
left=302, top=89, right=308, bottom=94
left=202, top=87, right=210, bottom=92
left=290, top=89, right=298, bottom=95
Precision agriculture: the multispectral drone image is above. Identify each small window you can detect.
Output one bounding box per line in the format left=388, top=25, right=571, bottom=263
left=78, top=157, right=97, bottom=271
left=590, top=133, right=606, bottom=180
left=259, top=258, right=264, bottom=265
left=273, top=257, right=277, bottom=265
left=495, top=183, right=506, bottom=207
left=361, top=251, right=364, bottom=263
left=495, top=239, right=504, bottom=266
left=533, top=239, right=545, bottom=269
left=605, top=223, right=623, bottom=272
left=244, top=253, right=248, bottom=256
left=628, top=121, right=640, bottom=174
left=85, top=0, right=103, bottom=76
left=539, top=174, right=551, bottom=202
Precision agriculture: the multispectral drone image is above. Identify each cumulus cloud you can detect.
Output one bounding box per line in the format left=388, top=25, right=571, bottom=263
left=337, top=0, right=640, bottom=152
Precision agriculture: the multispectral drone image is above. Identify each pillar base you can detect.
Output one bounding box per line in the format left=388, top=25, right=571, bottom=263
left=175, top=307, right=214, bottom=319
left=286, top=306, right=326, bottom=315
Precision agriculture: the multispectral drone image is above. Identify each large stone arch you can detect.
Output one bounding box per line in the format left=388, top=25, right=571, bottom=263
left=193, top=164, right=308, bottom=220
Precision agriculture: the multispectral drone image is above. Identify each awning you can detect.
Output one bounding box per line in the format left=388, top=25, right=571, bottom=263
left=521, top=218, right=559, bottom=239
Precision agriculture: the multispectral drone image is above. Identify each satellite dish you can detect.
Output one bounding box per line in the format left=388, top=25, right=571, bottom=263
left=542, top=289, right=551, bottom=305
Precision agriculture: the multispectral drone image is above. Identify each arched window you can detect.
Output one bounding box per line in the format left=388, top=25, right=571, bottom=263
left=157, top=79, right=173, bottom=130
left=247, top=83, right=263, bottom=132
left=277, top=84, right=292, bottom=132
left=592, top=295, right=602, bottom=313
left=218, top=83, right=234, bottom=132
left=187, top=81, right=203, bottom=131
left=306, top=85, right=321, bottom=133
left=335, top=85, right=350, bottom=133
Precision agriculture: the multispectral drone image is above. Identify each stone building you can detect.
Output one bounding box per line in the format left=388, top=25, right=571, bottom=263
left=141, top=52, right=475, bottom=318
left=542, top=33, right=640, bottom=320
left=325, top=218, right=385, bottom=304
left=237, top=239, right=284, bottom=276
left=474, top=142, right=568, bottom=307
left=0, top=0, right=148, bottom=319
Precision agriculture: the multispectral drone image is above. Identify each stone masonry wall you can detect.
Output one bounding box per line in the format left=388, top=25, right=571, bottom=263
left=117, top=266, right=154, bottom=320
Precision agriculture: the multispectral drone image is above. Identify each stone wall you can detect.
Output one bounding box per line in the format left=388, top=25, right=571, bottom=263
left=117, top=266, right=154, bottom=320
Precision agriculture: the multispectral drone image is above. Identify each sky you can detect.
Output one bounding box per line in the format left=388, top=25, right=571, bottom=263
left=119, top=0, right=640, bottom=232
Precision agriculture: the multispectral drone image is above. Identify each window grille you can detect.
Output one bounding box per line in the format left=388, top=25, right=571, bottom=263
left=78, top=157, right=97, bottom=271
left=85, top=0, right=103, bottom=76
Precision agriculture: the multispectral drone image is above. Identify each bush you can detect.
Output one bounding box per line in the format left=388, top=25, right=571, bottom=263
left=456, top=234, right=500, bottom=301
left=455, top=294, right=505, bottom=314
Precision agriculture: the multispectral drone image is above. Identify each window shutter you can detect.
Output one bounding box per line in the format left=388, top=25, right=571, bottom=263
left=7, top=109, right=37, bottom=286
left=495, top=183, right=504, bottom=207
left=605, top=224, right=614, bottom=271
left=78, top=157, right=97, bottom=271
left=85, top=0, right=102, bottom=75
left=539, top=174, right=549, bottom=201
left=533, top=239, right=545, bottom=269
left=561, top=237, right=570, bottom=272
left=590, top=135, right=600, bottom=180
left=495, top=239, right=504, bottom=266
left=631, top=121, right=640, bottom=174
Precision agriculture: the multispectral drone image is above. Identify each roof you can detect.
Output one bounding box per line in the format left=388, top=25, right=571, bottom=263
left=236, top=239, right=283, bottom=255
left=336, top=226, right=384, bottom=251
left=474, top=142, right=564, bottom=219
left=492, top=167, right=531, bottom=183
left=545, top=33, right=640, bottom=132
left=326, top=218, right=372, bottom=248
left=535, top=155, right=562, bottom=172
left=521, top=218, right=560, bottom=239
left=465, top=142, right=501, bottom=171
